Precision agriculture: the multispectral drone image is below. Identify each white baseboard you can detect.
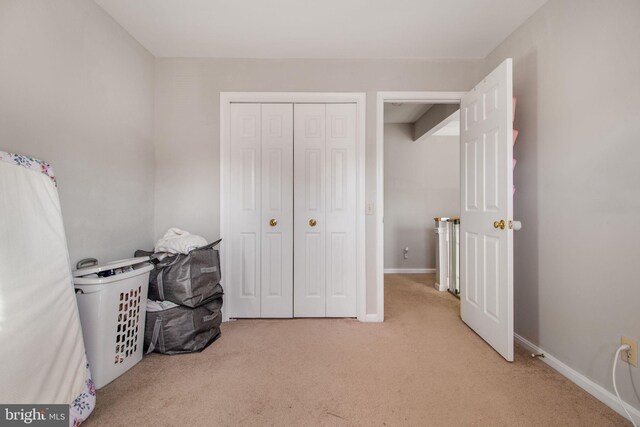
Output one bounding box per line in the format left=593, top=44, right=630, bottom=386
left=362, top=313, right=383, bottom=323
left=434, top=282, right=448, bottom=292
left=515, top=333, right=640, bottom=425
left=384, top=268, right=436, bottom=274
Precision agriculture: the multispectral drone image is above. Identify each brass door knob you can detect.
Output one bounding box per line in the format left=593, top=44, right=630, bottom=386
left=309, top=219, right=317, bottom=227
left=269, top=218, right=278, bottom=227
left=493, top=220, right=506, bottom=230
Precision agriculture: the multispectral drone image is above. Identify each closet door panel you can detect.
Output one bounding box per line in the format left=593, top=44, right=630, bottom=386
left=294, top=104, right=326, bottom=317
left=325, top=104, right=357, bottom=317
left=261, top=104, right=293, bottom=318
left=229, top=103, right=262, bottom=317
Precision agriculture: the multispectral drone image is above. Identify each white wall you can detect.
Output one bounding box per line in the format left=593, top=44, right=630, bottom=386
left=482, top=0, right=640, bottom=413
left=0, top=0, right=155, bottom=264
left=153, top=58, right=480, bottom=314
left=384, top=123, right=459, bottom=269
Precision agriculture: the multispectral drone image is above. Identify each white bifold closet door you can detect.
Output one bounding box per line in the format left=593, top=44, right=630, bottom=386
left=229, top=103, right=293, bottom=318
left=294, top=104, right=357, bottom=317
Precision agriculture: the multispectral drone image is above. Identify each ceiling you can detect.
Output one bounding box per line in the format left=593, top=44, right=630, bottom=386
left=384, top=103, right=433, bottom=124
left=94, top=0, right=547, bottom=59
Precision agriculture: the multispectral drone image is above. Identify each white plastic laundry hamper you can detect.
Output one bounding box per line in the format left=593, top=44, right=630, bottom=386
left=73, top=257, right=153, bottom=389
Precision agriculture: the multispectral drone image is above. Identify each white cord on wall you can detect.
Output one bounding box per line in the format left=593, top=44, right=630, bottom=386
left=613, top=344, right=638, bottom=427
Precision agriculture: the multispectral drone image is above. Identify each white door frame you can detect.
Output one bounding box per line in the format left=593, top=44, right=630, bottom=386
left=221, top=92, right=367, bottom=322
left=375, top=91, right=466, bottom=322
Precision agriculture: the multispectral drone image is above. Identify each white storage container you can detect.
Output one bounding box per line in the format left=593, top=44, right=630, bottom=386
left=73, top=257, right=153, bottom=389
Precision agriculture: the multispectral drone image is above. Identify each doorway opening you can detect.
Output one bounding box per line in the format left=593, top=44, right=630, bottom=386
left=381, top=98, right=462, bottom=316
left=375, top=92, right=465, bottom=323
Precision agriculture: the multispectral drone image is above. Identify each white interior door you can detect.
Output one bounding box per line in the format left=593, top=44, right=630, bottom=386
left=230, top=101, right=357, bottom=319
left=294, top=104, right=327, bottom=317
left=294, top=104, right=357, bottom=317
left=460, top=59, right=514, bottom=361
left=325, top=104, right=357, bottom=317
left=229, top=103, right=262, bottom=317
left=261, top=104, right=293, bottom=317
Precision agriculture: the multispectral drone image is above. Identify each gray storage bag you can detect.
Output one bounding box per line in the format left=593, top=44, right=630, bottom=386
left=145, top=296, right=223, bottom=355
left=137, top=239, right=222, bottom=308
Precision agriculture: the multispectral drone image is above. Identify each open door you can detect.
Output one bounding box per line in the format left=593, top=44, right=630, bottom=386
left=460, top=59, right=514, bottom=361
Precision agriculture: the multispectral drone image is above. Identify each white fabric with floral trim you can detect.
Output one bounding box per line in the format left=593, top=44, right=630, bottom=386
left=0, top=150, right=57, bottom=186
left=0, top=149, right=95, bottom=425
left=69, top=361, right=96, bottom=427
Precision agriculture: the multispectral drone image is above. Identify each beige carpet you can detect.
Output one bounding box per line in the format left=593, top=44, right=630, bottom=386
left=86, top=274, right=628, bottom=426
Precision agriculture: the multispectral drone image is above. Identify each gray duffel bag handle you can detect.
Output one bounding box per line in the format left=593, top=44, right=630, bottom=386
left=146, top=318, right=163, bottom=355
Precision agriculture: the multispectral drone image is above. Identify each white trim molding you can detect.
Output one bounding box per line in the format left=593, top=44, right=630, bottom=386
left=220, top=92, right=367, bottom=322
left=363, top=314, right=381, bottom=322
left=434, top=282, right=448, bottom=292
left=376, top=91, right=466, bottom=323
left=515, top=333, right=640, bottom=425
left=383, top=268, right=436, bottom=274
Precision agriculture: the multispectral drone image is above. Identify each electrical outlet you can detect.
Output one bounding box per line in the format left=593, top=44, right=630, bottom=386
left=621, top=337, right=638, bottom=367
left=403, top=247, right=409, bottom=260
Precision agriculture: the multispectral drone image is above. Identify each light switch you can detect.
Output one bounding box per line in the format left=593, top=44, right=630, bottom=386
left=366, top=202, right=375, bottom=215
